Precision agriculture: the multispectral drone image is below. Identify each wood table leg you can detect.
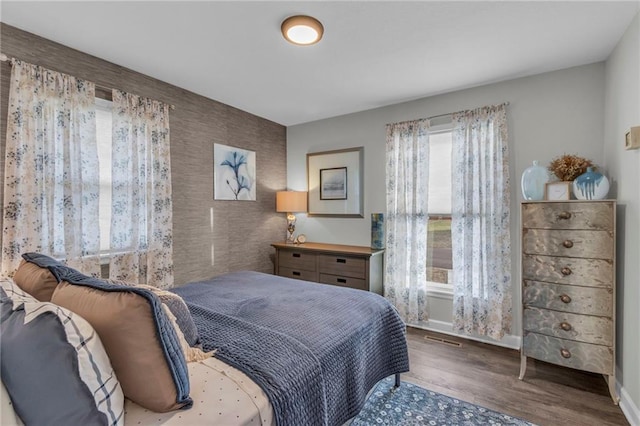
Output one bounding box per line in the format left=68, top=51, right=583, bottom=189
left=519, top=354, right=527, bottom=380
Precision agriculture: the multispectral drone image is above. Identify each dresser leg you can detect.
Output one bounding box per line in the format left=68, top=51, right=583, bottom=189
left=605, top=374, right=620, bottom=405
left=518, top=354, right=527, bottom=380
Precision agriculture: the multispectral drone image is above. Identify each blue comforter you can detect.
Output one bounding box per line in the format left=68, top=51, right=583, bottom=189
left=173, top=271, right=409, bottom=426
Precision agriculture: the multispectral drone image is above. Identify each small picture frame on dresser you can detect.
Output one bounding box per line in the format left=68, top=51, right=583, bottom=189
left=544, top=182, right=571, bottom=200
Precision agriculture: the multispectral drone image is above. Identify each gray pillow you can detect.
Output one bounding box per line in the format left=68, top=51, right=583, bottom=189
left=0, top=279, right=125, bottom=426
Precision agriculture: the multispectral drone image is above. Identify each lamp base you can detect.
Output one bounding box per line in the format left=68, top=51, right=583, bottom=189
left=286, top=213, right=296, bottom=244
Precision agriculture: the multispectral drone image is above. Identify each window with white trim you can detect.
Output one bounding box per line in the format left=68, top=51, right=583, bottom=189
left=95, top=98, right=113, bottom=252
left=426, top=127, right=453, bottom=293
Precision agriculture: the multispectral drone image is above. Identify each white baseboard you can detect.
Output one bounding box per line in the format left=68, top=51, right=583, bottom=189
left=410, top=319, right=521, bottom=350
left=618, top=380, right=640, bottom=426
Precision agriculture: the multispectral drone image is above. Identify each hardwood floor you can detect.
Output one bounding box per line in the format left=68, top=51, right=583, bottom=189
left=403, top=327, right=628, bottom=426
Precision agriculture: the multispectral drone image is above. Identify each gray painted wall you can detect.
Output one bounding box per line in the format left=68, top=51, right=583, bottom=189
left=604, top=11, right=640, bottom=421
left=287, top=62, right=607, bottom=343
left=0, top=24, right=287, bottom=285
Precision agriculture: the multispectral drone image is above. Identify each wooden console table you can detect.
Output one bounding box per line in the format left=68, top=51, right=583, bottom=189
left=271, top=242, right=384, bottom=294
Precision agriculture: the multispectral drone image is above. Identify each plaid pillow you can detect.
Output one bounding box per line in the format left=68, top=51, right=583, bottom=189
left=0, top=278, right=124, bottom=426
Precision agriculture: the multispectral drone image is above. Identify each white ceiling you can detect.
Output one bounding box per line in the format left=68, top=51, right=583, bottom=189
left=2, top=1, right=638, bottom=126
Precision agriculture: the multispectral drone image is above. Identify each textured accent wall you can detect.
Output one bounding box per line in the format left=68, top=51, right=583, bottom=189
left=0, top=23, right=287, bottom=285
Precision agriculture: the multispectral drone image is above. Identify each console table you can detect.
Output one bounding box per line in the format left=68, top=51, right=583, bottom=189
left=271, top=242, right=384, bottom=294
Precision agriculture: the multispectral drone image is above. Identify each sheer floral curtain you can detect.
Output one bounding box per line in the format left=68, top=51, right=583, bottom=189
left=1, top=60, right=100, bottom=277
left=385, top=119, right=430, bottom=325
left=451, top=104, right=512, bottom=340
left=109, top=90, right=174, bottom=288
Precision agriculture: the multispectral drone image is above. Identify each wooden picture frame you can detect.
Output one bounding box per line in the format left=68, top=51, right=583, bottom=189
left=544, top=181, right=571, bottom=201
left=307, top=147, right=364, bottom=217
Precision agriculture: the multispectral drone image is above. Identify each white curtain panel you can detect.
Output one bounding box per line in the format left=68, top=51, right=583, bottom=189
left=1, top=60, right=100, bottom=277
left=109, top=90, right=174, bottom=288
left=384, top=119, right=430, bottom=325
left=451, top=104, right=512, bottom=340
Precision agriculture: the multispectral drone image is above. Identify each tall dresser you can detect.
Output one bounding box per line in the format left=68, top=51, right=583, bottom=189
left=519, top=200, right=617, bottom=403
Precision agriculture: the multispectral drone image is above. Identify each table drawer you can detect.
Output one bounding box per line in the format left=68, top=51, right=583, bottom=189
left=522, top=202, right=613, bottom=231
left=278, top=267, right=318, bottom=282
left=278, top=250, right=317, bottom=271
left=523, top=307, right=613, bottom=346
left=523, top=332, right=613, bottom=375
left=522, top=254, right=613, bottom=288
left=318, top=254, right=366, bottom=279
left=523, top=280, right=612, bottom=317
left=522, top=229, right=613, bottom=259
left=319, top=273, right=367, bottom=291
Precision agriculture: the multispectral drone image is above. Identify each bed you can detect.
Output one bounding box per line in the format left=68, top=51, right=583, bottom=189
left=0, top=254, right=409, bottom=426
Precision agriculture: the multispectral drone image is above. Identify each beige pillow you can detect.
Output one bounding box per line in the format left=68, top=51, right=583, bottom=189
left=12, top=260, right=59, bottom=302
left=51, top=281, right=190, bottom=413
left=161, top=305, right=213, bottom=363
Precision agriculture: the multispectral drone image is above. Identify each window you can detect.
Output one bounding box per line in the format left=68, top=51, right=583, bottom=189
left=95, top=98, right=113, bottom=252
left=426, top=128, right=453, bottom=292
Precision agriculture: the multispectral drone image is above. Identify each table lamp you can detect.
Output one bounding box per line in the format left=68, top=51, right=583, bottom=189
left=276, top=191, right=307, bottom=244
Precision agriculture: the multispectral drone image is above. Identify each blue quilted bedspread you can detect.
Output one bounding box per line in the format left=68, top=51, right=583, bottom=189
left=173, top=271, right=409, bottom=426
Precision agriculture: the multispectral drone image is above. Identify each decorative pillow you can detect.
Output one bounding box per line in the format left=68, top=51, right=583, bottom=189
left=11, top=259, right=59, bottom=302
left=107, top=280, right=200, bottom=347
left=161, top=304, right=213, bottom=363
left=51, top=273, right=192, bottom=413
left=0, top=278, right=125, bottom=426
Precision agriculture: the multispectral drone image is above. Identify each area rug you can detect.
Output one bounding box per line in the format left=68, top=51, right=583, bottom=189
left=351, top=376, right=536, bottom=426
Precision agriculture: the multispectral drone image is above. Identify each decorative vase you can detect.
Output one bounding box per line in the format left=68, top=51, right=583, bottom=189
left=521, top=160, right=549, bottom=201
left=573, top=167, right=610, bottom=200
left=371, top=213, right=385, bottom=249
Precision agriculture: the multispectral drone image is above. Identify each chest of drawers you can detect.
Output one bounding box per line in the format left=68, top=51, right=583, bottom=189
left=519, top=200, right=617, bottom=403
left=271, top=242, right=384, bottom=294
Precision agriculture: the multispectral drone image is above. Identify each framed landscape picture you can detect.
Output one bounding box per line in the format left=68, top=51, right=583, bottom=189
left=307, top=147, right=363, bottom=217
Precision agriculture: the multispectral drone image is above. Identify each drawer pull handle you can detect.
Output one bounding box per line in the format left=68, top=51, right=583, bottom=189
left=336, top=258, right=346, bottom=264
left=337, top=278, right=347, bottom=283
left=560, top=348, right=572, bottom=359
left=558, top=211, right=572, bottom=220
left=562, top=240, right=574, bottom=249
left=292, top=253, right=301, bottom=258
left=561, top=267, right=572, bottom=276
left=292, top=271, right=301, bottom=276
left=560, top=322, right=572, bottom=331
left=560, top=294, right=572, bottom=304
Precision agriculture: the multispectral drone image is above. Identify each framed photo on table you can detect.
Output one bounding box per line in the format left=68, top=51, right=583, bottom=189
left=307, top=147, right=363, bottom=217
left=545, top=181, right=571, bottom=201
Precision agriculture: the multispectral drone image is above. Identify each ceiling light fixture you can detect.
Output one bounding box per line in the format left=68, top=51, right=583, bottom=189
left=281, top=15, right=324, bottom=46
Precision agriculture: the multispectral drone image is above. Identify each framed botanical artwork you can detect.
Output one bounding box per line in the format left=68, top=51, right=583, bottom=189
left=544, top=181, right=571, bottom=201
left=213, top=143, right=256, bottom=201
left=307, top=147, right=363, bottom=217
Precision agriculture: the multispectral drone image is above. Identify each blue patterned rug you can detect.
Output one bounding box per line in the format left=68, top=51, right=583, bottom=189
left=351, top=377, right=536, bottom=425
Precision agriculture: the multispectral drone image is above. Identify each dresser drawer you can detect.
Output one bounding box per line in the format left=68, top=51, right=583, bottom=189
left=522, top=202, right=613, bottom=231
left=278, top=267, right=318, bottom=282
left=523, top=307, right=613, bottom=346
left=318, top=254, right=366, bottom=279
left=523, top=332, right=613, bottom=375
left=522, top=254, right=613, bottom=288
left=278, top=250, right=317, bottom=271
left=319, top=273, right=367, bottom=291
left=523, top=280, right=612, bottom=317
left=522, top=229, right=613, bottom=259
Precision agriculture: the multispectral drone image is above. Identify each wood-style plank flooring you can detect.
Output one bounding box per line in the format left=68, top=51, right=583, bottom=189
left=403, top=327, right=628, bottom=426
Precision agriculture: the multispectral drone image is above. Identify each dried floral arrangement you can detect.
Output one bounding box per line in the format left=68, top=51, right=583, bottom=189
left=548, top=154, right=593, bottom=181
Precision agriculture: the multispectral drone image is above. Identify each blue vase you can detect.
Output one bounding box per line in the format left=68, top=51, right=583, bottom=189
left=521, top=160, right=549, bottom=200
left=371, top=213, right=385, bottom=249
left=573, top=167, right=610, bottom=200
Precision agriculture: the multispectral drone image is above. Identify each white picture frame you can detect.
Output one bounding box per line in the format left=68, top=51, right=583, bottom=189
left=307, top=147, right=364, bottom=217
left=213, top=143, right=256, bottom=201
left=544, top=181, right=571, bottom=201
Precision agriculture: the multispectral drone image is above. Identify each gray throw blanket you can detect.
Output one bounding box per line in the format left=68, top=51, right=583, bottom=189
left=173, top=271, right=409, bottom=426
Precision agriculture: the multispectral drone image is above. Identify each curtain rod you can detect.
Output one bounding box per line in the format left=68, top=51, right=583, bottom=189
left=389, top=102, right=511, bottom=127
left=0, top=53, right=175, bottom=110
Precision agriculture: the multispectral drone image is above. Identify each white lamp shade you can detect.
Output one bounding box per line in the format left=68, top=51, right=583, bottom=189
left=276, top=191, right=307, bottom=213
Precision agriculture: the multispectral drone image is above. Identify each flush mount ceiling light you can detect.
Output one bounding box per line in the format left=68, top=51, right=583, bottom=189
left=281, top=15, right=324, bottom=46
